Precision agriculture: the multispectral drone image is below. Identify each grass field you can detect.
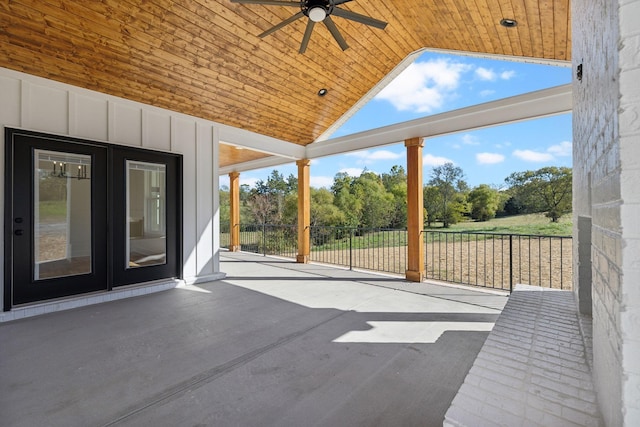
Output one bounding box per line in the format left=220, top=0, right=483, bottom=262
left=431, top=213, right=572, bottom=236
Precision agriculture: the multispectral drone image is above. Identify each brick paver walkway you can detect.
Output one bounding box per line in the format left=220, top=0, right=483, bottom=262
left=444, top=284, right=602, bottom=427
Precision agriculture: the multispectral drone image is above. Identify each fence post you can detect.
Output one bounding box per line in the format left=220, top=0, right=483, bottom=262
left=509, top=234, right=513, bottom=293
left=262, top=223, right=266, bottom=257
left=349, top=228, right=353, bottom=270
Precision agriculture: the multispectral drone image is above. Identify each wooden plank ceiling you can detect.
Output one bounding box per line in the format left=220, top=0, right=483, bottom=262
left=0, top=0, right=570, bottom=167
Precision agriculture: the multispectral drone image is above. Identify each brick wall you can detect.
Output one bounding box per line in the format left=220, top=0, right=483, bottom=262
left=618, top=1, right=640, bottom=424
left=573, top=0, right=640, bottom=425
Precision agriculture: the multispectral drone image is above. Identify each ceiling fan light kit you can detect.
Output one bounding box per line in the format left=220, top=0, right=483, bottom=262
left=308, top=6, right=327, bottom=22
left=231, top=0, right=387, bottom=53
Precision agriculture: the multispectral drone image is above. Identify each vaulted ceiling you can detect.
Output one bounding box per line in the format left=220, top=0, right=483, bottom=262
left=0, top=0, right=571, bottom=166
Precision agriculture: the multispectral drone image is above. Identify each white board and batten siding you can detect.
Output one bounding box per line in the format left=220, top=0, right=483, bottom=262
left=0, top=67, right=224, bottom=315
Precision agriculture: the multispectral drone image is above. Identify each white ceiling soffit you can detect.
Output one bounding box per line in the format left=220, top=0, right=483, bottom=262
left=219, top=155, right=292, bottom=175
left=218, top=123, right=305, bottom=159
left=305, top=84, right=572, bottom=160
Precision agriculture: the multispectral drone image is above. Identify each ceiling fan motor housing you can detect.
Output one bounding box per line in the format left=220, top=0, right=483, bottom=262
left=302, top=0, right=334, bottom=21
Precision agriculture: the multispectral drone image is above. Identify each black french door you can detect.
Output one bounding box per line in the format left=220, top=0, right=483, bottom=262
left=111, top=148, right=180, bottom=287
left=5, top=132, right=108, bottom=306
left=4, top=129, right=181, bottom=310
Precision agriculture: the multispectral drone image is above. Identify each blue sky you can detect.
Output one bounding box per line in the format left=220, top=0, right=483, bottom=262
left=220, top=51, right=572, bottom=190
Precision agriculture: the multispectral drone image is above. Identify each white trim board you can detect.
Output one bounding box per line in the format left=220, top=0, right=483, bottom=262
left=218, top=84, right=572, bottom=174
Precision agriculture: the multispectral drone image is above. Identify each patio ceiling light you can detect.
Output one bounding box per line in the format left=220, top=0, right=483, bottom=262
left=500, top=18, right=517, bottom=28
left=318, top=88, right=328, bottom=96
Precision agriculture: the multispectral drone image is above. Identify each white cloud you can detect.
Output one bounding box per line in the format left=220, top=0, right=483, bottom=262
left=345, top=149, right=403, bottom=163
left=500, top=70, right=516, bottom=80
left=475, top=67, right=515, bottom=82
left=375, top=59, right=471, bottom=113
left=423, top=153, right=454, bottom=167
left=512, top=150, right=555, bottom=162
left=495, top=141, right=512, bottom=149
left=339, top=168, right=364, bottom=177
left=462, top=134, right=480, bottom=145
left=476, top=152, right=505, bottom=165
left=547, top=141, right=572, bottom=157
left=310, top=175, right=334, bottom=189
left=475, top=67, right=496, bottom=81
left=479, top=89, right=495, bottom=97
left=513, top=141, right=573, bottom=163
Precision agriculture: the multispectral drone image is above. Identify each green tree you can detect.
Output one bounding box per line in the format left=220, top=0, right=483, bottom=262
left=428, top=163, right=467, bottom=227
left=247, top=169, right=296, bottom=224
left=505, top=166, right=572, bottom=222
left=219, top=185, right=230, bottom=229
left=501, top=195, right=524, bottom=216
left=281, top=188, right=346, bottom=227
left=443, top=193, right=468, bottom=226
left=285, top=173, right=298, bottom=194
left=332, top=172, right=363, bottom=227
left=423, top=185, right=442, bottom=227
left=468, top=184, right=501, bottom=221
left=220, top=184, right=252, bottom=228
left=281, top=193, right=298, bottom=225
left=381, top=165, right=408, bottom=228
left=239, top=184, right=252, bottom=223
left=352, top=171, right=395, bottom=228
left=310, top=188, right=346, bottom=226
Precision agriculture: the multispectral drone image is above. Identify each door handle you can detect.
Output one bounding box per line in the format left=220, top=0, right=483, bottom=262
left=14, top=229, right=23, bottom=236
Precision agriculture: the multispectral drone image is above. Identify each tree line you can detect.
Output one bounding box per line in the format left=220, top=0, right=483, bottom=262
left=220, top=164, right=572, bottom=229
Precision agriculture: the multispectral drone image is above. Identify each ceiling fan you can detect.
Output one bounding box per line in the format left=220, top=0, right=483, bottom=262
left=231, top=0, right=387, bottom=53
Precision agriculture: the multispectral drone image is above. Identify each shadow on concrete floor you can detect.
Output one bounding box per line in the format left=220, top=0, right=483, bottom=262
left=1, top=252, right=507, bottom=427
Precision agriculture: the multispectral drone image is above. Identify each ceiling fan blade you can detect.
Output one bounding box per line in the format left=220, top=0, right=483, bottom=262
left=258, top=11, right=305, bottom=38
left=332, top=7, right=388, bottom=30
left=231, top=0, right=300, bottom=6
left=299, top=20, right=315, bottom=53
left=333, top=0, right=354, bottom=4
left=323, top=16, right=349, bottom=51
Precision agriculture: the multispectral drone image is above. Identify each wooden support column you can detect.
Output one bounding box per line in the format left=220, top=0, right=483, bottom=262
left=229, top=172, right=241, bottom=252
left=296, top=159, right=311, bottom=264
left=405, top=137, right=425, bottom=282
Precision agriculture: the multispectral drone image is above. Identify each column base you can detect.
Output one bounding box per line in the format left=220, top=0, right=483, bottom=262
left=296, top=255, right=309, bottom=264
left=405, top=270, right=425, bottom=282
left=229, top=245, right=241, bottom=252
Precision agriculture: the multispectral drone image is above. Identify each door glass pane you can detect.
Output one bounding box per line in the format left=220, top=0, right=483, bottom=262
left=34, top=150, right=92, bottom=280
left=126, top=161, right=166, bottom=268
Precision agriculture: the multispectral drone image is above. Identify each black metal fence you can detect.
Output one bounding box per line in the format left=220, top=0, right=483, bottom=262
left=424, top=231, right=572, bottom=291
left=220, top=223, right=298, bottom=259
left=253, top=224, right=297, bottom=259
left=220, top=224, right=572, bottom=291
left=309, top=226, right=407, bottom=275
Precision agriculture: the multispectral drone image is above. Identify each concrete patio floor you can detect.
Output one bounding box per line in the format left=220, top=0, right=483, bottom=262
left=1, top=252, right=508, bottom=427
